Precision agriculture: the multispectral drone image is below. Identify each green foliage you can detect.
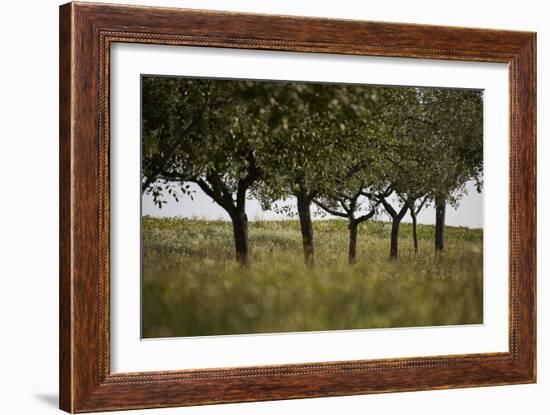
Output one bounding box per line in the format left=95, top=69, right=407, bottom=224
left=142, top=217, right=483, bottom=338
left=408, top=88, right=484, bottom=206
left=356, top=87, right=483, bottom=241
left=142, top=78, right=484, bottom=214
left=141, top=77, right=211, bottom=204
left=141, top=77, right=484, bottom=262
left=142, top=77, right=273, bottom=219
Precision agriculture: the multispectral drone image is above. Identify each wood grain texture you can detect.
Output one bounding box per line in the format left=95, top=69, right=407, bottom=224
left=59, top=2, right=537, bottom=412
left=59, top=3, right=73, bottom=411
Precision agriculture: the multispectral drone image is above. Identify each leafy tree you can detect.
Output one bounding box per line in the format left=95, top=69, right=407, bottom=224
left=255, top=83, right=387, bottom=266
left=314, top=190, right=379, bottom=264
left=412, top=88, right=484, bottom=251
left=141, top=77, right=212, bottom=196
left=142, top=77, right=483, bottom=267
left=312, top=98, right=387, bottom=264
left=362, top=87, right=426, bottom=258
left=251, top=83, right=341, bottom=266
left=142, top=77, right=271, bottom=265
left=371, top=87, right=482, bottom=257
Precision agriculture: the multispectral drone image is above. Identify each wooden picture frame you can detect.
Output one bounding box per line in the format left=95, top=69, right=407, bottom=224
left=59, top=2, right=536, bottom=412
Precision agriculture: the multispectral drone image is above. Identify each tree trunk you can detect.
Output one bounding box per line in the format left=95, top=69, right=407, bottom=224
left=348, top=220, right=358, bottom=264
left=390, top=218, right=400, bottom=259
left=296, top=192, right=314, bottom=267
left=231, top=210, right=249, bottom=266
left=411, top=209, right=419, bottom=255
left=435, top=197, right=446, bottom=251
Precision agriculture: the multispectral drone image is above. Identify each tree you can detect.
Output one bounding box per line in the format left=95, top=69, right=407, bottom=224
left=141, top=77, right=212, bottom=196
left=256, top=83, right=387, bottom=266
left=314, top=183, right=379, bottom=264
left=365, top=87, right=429, bottom=258
left=142, top=78, right=271, bottom=265
left=252, top=83, right=343, bottom=266
left=408, top=196, right=428, bottom=255
left=413, top=88, right=484, bottom=251
left=372, top=86, right=482, bottom=257
left=382, top=133, right=434, bottom=258
left=263, top=105, right=327, bottom=267
left=312, top=111, right=385, bottom=264
left=142, top=77, right=483, bottom=266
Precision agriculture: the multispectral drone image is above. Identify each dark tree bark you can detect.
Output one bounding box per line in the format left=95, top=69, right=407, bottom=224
left=379, top=197, right=408, bottom=259
left=313, top=190, right=378, bottom=266
left=347, top=209, right=377, bottom=264
left=189, top=164, right=260, bottom=266
left=407, top=196, right=427, bottom=256
left=230, top=210, right=249, bottom=266
left=410, top=208, right=419, bottom=255
left=390, top=218, right=401, bottom=258
left=435, top=196, right=446, bottom=251
left=296, top=191, right=315, bottom=267
left=348, top=221, right=358, bottom=264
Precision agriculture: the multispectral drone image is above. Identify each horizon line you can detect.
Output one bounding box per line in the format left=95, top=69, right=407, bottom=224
left=142, top=215, right=483, bottom=230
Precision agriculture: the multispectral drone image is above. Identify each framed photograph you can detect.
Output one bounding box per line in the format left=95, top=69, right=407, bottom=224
left=59, top=2, right=536, bottom=412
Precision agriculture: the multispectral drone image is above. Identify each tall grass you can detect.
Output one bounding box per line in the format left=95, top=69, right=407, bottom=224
left=142, top=217, right=483, bottom=338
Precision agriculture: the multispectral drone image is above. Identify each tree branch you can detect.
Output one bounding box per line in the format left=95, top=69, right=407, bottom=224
left=141, top=87, right=211, bottom=194
left=355, top=205, right=378, bottom=224
left=415, top=195, right=429, bottom=215
left=396, top=202, right=409, bottom=220
left=313, top=199, right=348, bottom=218
left=379, top=197, right=397, bottom=218
left=194, top=175, right=236, bottom=216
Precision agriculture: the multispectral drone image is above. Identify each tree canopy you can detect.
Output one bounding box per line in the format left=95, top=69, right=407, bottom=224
left=142, top=76, right=483, bottom=264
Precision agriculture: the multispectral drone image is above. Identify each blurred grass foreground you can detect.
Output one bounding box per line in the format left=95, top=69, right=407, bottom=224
left=142, top=217, right=483, bottom=338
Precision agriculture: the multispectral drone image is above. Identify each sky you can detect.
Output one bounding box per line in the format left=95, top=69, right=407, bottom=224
left=142, top=180, right=483, bottom=229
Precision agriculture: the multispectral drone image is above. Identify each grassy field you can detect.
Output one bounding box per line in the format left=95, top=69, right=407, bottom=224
left=142, top=217, right=483, bottom=338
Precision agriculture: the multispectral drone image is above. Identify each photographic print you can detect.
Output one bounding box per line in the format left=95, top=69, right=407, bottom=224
left=141, top=76, right=484, bottom=338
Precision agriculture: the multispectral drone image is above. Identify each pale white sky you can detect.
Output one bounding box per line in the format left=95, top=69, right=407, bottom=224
left=142, top=180, right=483, bottom=229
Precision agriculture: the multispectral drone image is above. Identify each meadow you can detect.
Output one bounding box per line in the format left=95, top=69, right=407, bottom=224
left=142, top=217, right=483, bottom=338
